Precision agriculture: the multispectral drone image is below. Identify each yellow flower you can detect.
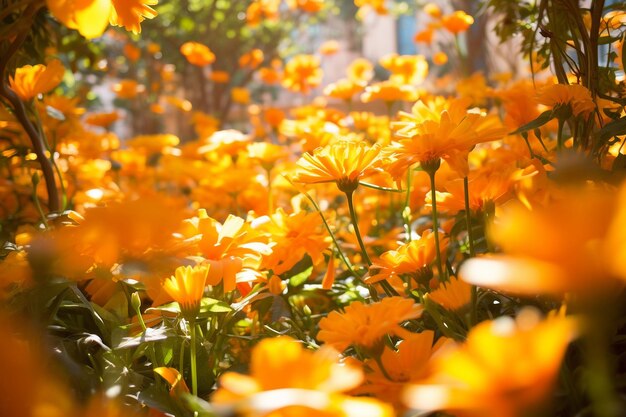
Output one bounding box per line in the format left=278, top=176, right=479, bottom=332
left=317, top=297, right=423, bottom=353
left=109, top=0, right=158, bottom=34
left=432, top=52, right=448, bottom=65
left=180, top=42, right=216, bottom=67
left=239, top=48, right=265, bottom=69
left=323, top=78, right=364, bottom=101
left=347, top=58, right=374, bottom=84
left=380, top=54, right=429, bottom=85
left=404, top=309, right=578, bottom=417
left=292, top=140, right=382, bottom=193
left=162, top=265, right=208, bottom=319
left=46, top=0, right=112, bottom=39
left=361, top=81, right=420, bottom=104
left=282, top=54, right=323, bottom=94
left=9, top=59, right=65, bottom=101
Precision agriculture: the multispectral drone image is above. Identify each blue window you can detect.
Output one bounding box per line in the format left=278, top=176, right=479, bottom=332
left=396, top=14, right=417, bottom=55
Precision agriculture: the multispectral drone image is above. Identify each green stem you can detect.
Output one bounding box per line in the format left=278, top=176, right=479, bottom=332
left=403, top=166, right=413, bottom=242
left=463, top=177, right=477, bottom=325
left=190, top=320, right=198, bottom=397
left=428, top=171, right=445, bottom=281
left=345, top=190, right=371, bottom=266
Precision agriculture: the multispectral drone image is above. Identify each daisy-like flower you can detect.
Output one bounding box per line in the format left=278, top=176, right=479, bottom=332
left=9, top=59, right=65, bottom=101
left=317, top=297, right=423, bottom=353
left=282, top=54, right=323, bottom=94
left=212, top=336, right=393, bottom=417
left=180, top=42, right=216, bottom=67
left=368, top=230, right=448, bottom=285
left=404, top=309, right=578, bottom=417
left=427, top=276, right=472, bottom=312
left=391, top=97, right=507, bottom=176
left=292, top=140, right=383, bottom=193
left=537, top=83, right=595, bottom=118
left=162, top=265, right=208, bottom=319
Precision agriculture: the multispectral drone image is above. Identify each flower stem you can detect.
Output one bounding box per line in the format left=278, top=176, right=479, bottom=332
left=403, top=166, right=413, bottom=242
left=346, top=190, right=397, bottom=297
left=463, top=176, right=478, bottom=325
left=345, top=190, right=371, bottom=266
left=428, top=171, right=445, bottom=281
left=190, top=320, right=198, bottom=397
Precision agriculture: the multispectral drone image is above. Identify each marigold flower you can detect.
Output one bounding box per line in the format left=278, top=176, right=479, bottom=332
left=109, top=0, right=158, bottom=33
left=460, top=185, right=626, bottom=296
left=427, top=276, right=471, bottom=311
left=282, top=54, right=323, bottom=94
left=380, top=54, right=429, bottom=85
left=347, top=58, right=374, bottom=84
left=433, top=52, right=448, bottom=66
left=319, top=40, right=340, bottom=55
left=404, top=309, right=578, bottom=417
left=162, top=265, right=208, bottom=319
left=46, top=0, right=112, bottom=39
left=423, top=3, right=442, bottom=19
left=391, top=97, right=507, bottom=176
left=111, top=79, right=144, bottom=99
left=537, top=83, right=595, bottom=118
left=212, top=336, right=392, bottom=417
left=231, top=87, right=251, bottom=105
left=247, top=142, right=289, bottom=170
left=323, top=79, right=364, bottom=101
left=292, top=140, right=382, bottom=193
left=209, top=71, right=230, bottom=83
left=180, top=42, right=216, bottom=67
left=246, top=0, right=280, bottom=26
left=239, top=48, right=265, bottom=69
left=84, top=111, right=120, bottom=128
left=356, top=331, right=452, bottom=410
left=441, top=10, right=474, bottom=34
left=288, top=0, right=324, bottom=13
left=361, top=81, right=420, bottom=104
left=414, top=28, right=435, bottom=44
left=318, top=297, right=423, bottom=353
left=9, top=59, right=65, bottom=101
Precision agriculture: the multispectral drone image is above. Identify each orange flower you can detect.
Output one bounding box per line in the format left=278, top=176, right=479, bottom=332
left=84, top=111, right=120, bottom=128
left=123, top=43, right=141, bottom=62
left=288, top=0, right=324, bottom=13
left=404, top=309, right=578, bottom=417
left=231, top=87, right=251, bottom=105
left=264, top=107, right=286, bottom=128
left=433, top=52, right=448, bottom=65
left=9, top=59, right=65, bottom=101
left=427, top=276, right=471, bottom=311
left=247, top=142, right=289, bottom=170
left=282, top=54, right=323, bottom=94
left=111, top=79, right=144, bottom=99
left=368, top=230, right=448, bottom=285
left=246, top=0, right=280, bottom=26
left=391, top=97, right=507, bottom=176
left=414, top=28, right=434, bottom=44
left=180, top=42, right=215, bottom=66
left=162, top=265, right=208, bottom=319
left=361, top=81, right=420, bottom=104
left=441, top=10, right=474, bottom=34
left=317, top=297, right=423, bottom=353
left=46, top=0, right=112, bottom=39
left=109, top=0, right=158, bottom=34
left=212, top=336, right=392, bottom=417
left=319, top=40, right=340, bottom=55
left=537, top=83, right=595, bottom=118
left=460, top=185, right=626, bottom=296
left=423, top=3, right=442, bottom=19
left=356, top=331, right=452, bottom=410
left=323, top=79, right=364, bottom=101
left=239, top=48, right=265, bottom=69
left=347, top=58, right=374, bottom=84
left=292, top=140, right=382, bottom=193
left=210, top=71, right=230, bottom=83
left=259, top=66, right=282, bottom=84
left=154, top=367, right=190, bottom=397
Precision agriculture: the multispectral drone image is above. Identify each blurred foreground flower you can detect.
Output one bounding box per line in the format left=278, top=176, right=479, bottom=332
left=404, top=309, right=578, bottom=417
left=212, top=336, right=394, bottom=417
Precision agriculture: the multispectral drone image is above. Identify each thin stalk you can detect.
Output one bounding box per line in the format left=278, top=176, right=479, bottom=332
left=463, top=177, right=477, bottom=325
left=403, top=166, right=413, bottom=242
left=345, top=190, right=372, bottom=266
left=374, top=354, right=394, bottom=381
left=428, top=171, right=445, bottom=281
left=190, top=320, right=198, bottom=396
left=346, top=190, right=398, bottom=297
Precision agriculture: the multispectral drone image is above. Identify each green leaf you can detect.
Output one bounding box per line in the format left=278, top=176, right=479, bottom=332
left=117, top=327, right=177, bottom=349
left=198, top=297, right=232, bottom=314
left=288, top=266, right=313, bottom=287
left=509, top=109, right=555, bottom=136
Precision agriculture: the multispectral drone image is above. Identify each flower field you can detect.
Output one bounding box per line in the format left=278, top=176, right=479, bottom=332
left=1, top=1, right=626, bottom=416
